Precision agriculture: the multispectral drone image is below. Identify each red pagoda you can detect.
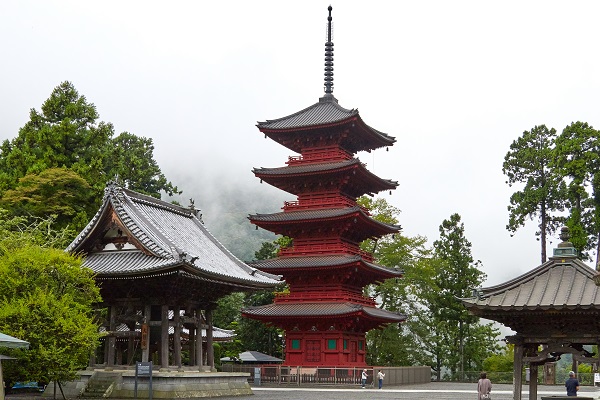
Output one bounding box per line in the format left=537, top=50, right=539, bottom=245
left=242, top=6, right=405, bottom=367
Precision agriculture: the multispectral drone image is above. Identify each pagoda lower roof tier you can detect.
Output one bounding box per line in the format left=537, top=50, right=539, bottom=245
left=248, top=255, right=402, bottom=283
left=256, top=95, right=395, bottom=154
left=249, top=206, right=400, bottom=241
left=242, top=301, right=406, bottom=331
left=253, top=158, right=397, bottom=197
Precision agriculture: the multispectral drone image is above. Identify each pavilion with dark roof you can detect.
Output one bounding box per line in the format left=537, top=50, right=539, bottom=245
left=64, top=183, right=280, bottom=398
left=461, top=227, right=600, bottom=400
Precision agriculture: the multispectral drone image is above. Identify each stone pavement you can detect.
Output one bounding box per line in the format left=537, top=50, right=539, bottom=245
left=219, top=382, right=600, bottom=400
left=6, top=382, right=600, bottom=399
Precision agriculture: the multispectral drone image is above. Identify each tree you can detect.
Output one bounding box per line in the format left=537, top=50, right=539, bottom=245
left=358, top=197, right=445, bottom=372
left=0, top=213, right=101, bottom=389
left=503, top=124, right=567, bottom=263
left=0, top=81, right=179, bottom=231
left=553, top=121, right=600, bottom=262
left=432, top=213, right=499, bottom=379
left=0, top=167, right=96, bottom=232
left=108, top=132, right=179, bottom=197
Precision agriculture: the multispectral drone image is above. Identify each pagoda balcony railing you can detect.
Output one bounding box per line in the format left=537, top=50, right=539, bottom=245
left=286, top=147, right=353, bottom=165
left=274, top=290, right=376, bottom=306
left=283, top=198, right=369, bottom=213
left=279, top=242, right=374, bottom=262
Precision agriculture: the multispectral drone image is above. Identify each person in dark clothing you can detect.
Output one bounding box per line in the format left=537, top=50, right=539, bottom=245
left=565, top=371, right=580, bottom=396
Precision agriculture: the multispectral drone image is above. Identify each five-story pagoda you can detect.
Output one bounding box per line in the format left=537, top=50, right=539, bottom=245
left=242, top=6, right=404, bottom=367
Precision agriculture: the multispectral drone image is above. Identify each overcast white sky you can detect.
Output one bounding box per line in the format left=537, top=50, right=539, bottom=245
left=2, top=1, right=600, bottom=288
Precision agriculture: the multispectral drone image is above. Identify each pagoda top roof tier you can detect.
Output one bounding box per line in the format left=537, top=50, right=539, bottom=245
left=67, top=182, right=280, bottom=288
left=257, top=95, right=395, bottom=154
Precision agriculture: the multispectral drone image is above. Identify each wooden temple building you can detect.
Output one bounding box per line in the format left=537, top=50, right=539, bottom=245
left=242, top=6, right=405, bottom=367
left=461, top=227, right=600, bottom=400
left=63, top=183, right=280, bottom=398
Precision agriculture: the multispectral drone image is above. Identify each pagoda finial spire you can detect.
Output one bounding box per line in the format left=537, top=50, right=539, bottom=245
left=323, top=5, right=334, bottom=95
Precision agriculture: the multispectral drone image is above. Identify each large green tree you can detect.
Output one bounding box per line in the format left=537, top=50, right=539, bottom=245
left=553, top=121, right=600, bottom=262
left=0, top=212, right=101, bottom=388
left=432, top=213, right=499, bottom=379
left=0, top=167, right=96, bottom=232
left=0, top=81, right=179, bottom=231
left=503, top=124, right=567, bottom=263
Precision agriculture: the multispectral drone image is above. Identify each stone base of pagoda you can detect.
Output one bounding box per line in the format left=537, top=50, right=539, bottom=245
left=42, top=368, right=252, bottom=398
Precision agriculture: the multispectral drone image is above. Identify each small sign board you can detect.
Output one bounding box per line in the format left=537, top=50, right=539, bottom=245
left=594, top=373, right=600, bottom=383
left=134, top=362, right=153, bottom=400
left=137, top=362, right=152, bottom=377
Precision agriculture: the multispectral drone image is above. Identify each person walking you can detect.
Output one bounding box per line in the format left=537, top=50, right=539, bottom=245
left=565, top=370, right=580, bottom=396
left=377, top=369, right=385, bottom=389
left=361, top=369, right=368, bottom=388
left=477, top=372, right=492, bottom=400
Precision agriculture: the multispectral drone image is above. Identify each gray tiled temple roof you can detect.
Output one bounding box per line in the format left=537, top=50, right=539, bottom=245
left=255, top=159, right=361, bottom=175
left=253, top=158, right=398, bottom=188
left=461, top=255, right=600, bottom=311
left=257, top=96, right=358, bottom=130
left=248, top=255, right=402, bottom=277
left=256, top=95, right=394, bottom=144
left=243, top=302, right=405, bottom=322
left=250, top=206, right=400, bottom=233
left=67, top=183, right=280, bottom=287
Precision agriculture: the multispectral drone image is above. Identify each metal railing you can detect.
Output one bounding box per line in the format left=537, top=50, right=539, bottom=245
left=221, top=365, right=431, bottom=386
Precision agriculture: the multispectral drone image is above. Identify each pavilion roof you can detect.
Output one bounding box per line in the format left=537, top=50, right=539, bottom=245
left=461, top=252, right=600, bottom=313
left=67, top=183, right=280, bottom=288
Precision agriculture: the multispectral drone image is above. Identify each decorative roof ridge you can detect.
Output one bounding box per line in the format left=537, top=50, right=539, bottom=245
left=116, top=185, right=194, bottom=219
left=257, top=98, right=356, bottom=127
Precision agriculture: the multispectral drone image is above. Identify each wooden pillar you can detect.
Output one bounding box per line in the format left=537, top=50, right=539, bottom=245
left=161, top=304, right=169, bottom=370
left=116, top=346, right=123, bottom=366
left=173, top=307, right=182, bottom=368
left=206, top=308, right=214, bottom=370
left=107, top=306, right=116, bottom=369
left=1, top=358, right=6, bottom=400
left=529, top=364, right=538, bottom=400
left=189, top=324, right=196, bottom=366
left=196, top=308, right=203, bottom=371
left=513, top=343, right=523, bottom=400
left=142, top=304, right=151, bottom=363
left=127, top=325, right=135, bottom=365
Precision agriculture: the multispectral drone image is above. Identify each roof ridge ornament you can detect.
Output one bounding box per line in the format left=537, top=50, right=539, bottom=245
left=323, top=5, right=334, bottom=96
left=552, top=226, right=578, bottom=258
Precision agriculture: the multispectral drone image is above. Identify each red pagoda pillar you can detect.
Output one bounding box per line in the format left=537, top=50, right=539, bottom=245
left=243, top=6, right=404, bottom=367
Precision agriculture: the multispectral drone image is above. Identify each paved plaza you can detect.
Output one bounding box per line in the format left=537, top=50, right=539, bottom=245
left=6, top=382, right=600, bottom=399
left=222, top=382, right=600, bottom=400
